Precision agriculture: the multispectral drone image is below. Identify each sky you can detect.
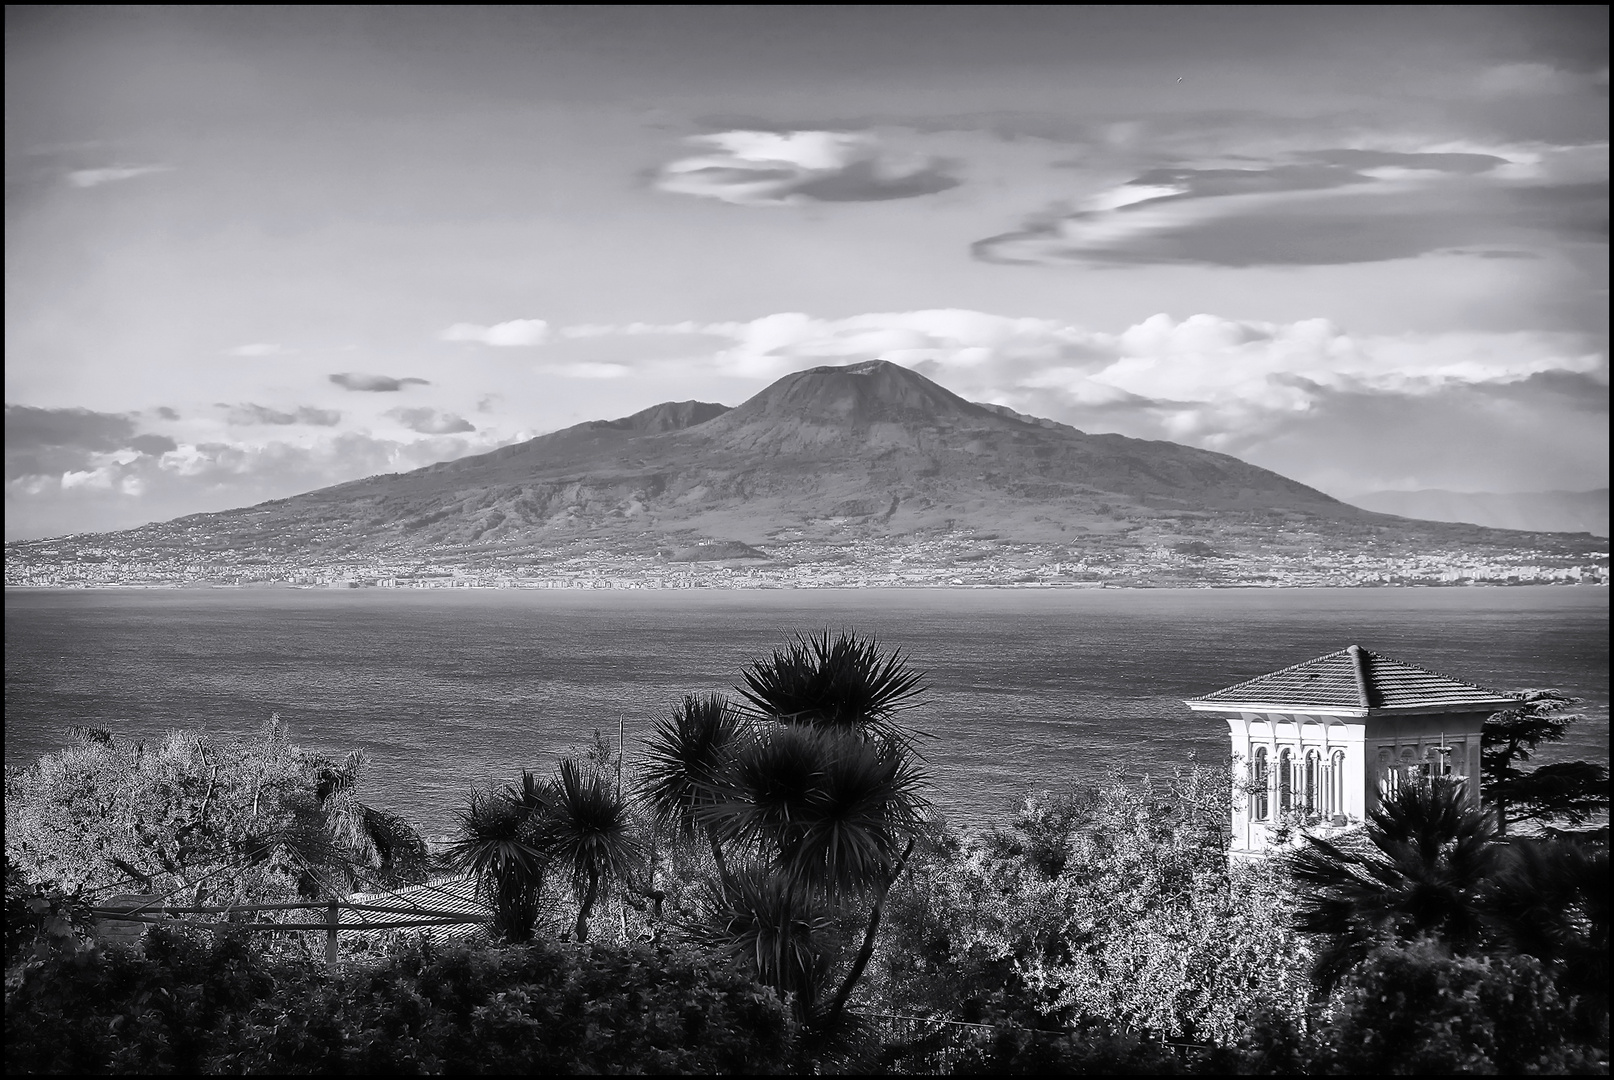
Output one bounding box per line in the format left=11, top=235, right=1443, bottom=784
left=5, top=5, right=1608, bottom=541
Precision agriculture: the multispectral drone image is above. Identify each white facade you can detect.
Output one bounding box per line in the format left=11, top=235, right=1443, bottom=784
left=1210, top=707, right=1492, bottom=861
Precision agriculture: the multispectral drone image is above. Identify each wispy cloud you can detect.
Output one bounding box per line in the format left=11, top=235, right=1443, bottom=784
left=225, top=343, right=288, bottom=357
left=973, top=141, right=1606, bottom=267
left=329, top=373, right=430, bottom=392
left=655, top=130, right=960, bottom=205
left=64, top=164, right=172, bottom=189
left=440, top=319, right=551, bottom=346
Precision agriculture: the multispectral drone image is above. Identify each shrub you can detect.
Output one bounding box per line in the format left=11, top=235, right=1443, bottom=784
left=4, top=925, right=794, bottom=1074
left=1313, top=940, right=1601, bottom=1075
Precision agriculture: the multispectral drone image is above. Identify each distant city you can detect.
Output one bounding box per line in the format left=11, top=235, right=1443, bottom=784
left=7, top=529, right=1606, bottom=590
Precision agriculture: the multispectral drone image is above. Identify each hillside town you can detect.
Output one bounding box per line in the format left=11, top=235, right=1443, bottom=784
left=6, top=530, right=1607, bottom=590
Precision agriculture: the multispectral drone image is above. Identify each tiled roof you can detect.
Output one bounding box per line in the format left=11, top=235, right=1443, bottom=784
left=1186, top=645, right=1520, bottom=714
left=346, top=876, right=487, bottom=942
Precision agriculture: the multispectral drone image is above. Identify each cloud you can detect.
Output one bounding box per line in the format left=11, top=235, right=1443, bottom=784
left=386, top=407, right=475, bottom=434
left=329, top=373, right=431, bottom=392
left=973, top=146, right=1607, bottom=267
left=154, top=406, right=181, bottom=420
left=440, top=319, right=551, bottom=346
left=225, top=343, right=287, bottom=357
left=550, top=308, right=1606, bottom=494
left=6, top=426, right=524, bottom=541
left=64, top=164, right=172, bottom=188
left=5, top=404, right=179, bottom=484
left=5, top=404, right=139, bottom=453
left=654, top=130, right=960, bottom=205
left=129, top=433, right=179, bottom=455
left=222, top=403, right=343, bottom=427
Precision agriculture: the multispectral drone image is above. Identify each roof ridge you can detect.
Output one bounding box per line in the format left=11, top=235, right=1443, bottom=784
left=1347, top=644, right=1374, bottom=709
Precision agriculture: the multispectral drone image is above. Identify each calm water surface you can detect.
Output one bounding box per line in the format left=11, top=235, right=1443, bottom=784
left=6, top=586, right=1607, bottom=835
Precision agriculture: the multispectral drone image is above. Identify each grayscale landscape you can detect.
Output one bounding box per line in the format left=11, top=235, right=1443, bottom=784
left=5, top=7, right=1608, bottom=1077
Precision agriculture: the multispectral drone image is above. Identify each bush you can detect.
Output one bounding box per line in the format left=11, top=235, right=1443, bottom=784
left=1313, top=941, right=1601, bottom=1075
left=5, top=718, right=429, bottom=908
left=5, top=925, right=794, bottom=1074
left=870, top=764, right=1311, bottom=1044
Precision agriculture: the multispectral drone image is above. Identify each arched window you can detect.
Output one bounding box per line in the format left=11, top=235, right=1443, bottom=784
left=1252, top=747, right=1269, bottom=820
left=1304, top=750, right=1320, bottom=812
left=1278, top=748, right=1293, bottom=812
left=1331, top=750, right=1347, bottom=815
left=1378, top=748, right=1397, bottom=798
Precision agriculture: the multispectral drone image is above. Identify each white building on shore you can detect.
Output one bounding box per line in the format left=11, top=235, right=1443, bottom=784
left=1186, top=645, right=1519, bottom=862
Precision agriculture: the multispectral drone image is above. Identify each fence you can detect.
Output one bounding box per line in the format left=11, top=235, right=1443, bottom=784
left=89, top=892, right=489, bottom=972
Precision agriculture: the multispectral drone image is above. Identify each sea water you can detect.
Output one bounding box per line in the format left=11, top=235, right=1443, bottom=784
left=5, top=586, right=1607, bottom=835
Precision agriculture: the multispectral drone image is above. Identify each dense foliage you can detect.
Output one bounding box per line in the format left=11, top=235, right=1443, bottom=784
left=871, top=762, right=1312, bottom=1045
left=4, top=717, right=428, bottom=907
left=6, top=649, right=1610, bottom=1074
left=5, top=925, right=793, bottom=1074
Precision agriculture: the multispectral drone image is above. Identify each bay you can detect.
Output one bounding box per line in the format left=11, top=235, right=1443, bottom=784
left=5, top=586, right=1607, bottom=836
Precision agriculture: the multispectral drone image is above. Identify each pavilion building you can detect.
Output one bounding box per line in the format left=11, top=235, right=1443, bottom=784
left=1185, top=645, right=1519, bottom=862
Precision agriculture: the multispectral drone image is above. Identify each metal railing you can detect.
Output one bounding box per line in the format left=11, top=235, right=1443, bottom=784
left=89, top=895, right=487, bottom=972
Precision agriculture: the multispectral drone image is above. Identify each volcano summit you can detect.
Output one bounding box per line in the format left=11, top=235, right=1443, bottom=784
left=6, top=361, right=1605, bottom=589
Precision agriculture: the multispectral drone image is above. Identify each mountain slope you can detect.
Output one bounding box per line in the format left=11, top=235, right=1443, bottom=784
left=19, top=361, right=1601, bottom=566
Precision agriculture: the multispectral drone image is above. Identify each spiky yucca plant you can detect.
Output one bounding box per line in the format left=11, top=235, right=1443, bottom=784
left=641, top=630, right=932, bottom=1032
left=641, top=693, right=743, bottom=884
left=446, top=781, right=550, bottom=943
left=698, top=869, right=838, bottom=1013
left=708, top=724, right=927, bottom=897
left=546, top=757, right=643, bottom=942
left=738, top=630, right=926, bottom=743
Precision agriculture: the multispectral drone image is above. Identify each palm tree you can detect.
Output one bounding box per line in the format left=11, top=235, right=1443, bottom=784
left=446, top=774, right=551, bottom=943
left=1286, top=776, right=1498, bottom=991
left=311, top=748, right=430, bottom=887
left=640, top=693, right=744, bottom=887
left=645, top=629, right=932, bottom=1030
left=737, top=629, right=926, bottom=743
left=544, top=757, right=642, bottom=943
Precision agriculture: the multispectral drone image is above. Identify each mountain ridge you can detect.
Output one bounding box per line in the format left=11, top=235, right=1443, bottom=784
left=6, top=360, right=1606, bottom=588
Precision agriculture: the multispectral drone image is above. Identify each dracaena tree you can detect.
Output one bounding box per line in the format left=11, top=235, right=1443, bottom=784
left=640, top=630, right=931, bottom=1031
left=546, top=757, right=643, bottom=943
left=446, top=773, right=552, bottom=944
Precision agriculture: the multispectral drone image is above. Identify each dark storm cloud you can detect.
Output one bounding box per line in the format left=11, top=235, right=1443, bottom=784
left=386, top=407, right=475, bottom=434
left=4, top=403, right=175, bottom=480
left=222, top=403, right=343, bottom=426
left=329, top=373, right=430, bottom=392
